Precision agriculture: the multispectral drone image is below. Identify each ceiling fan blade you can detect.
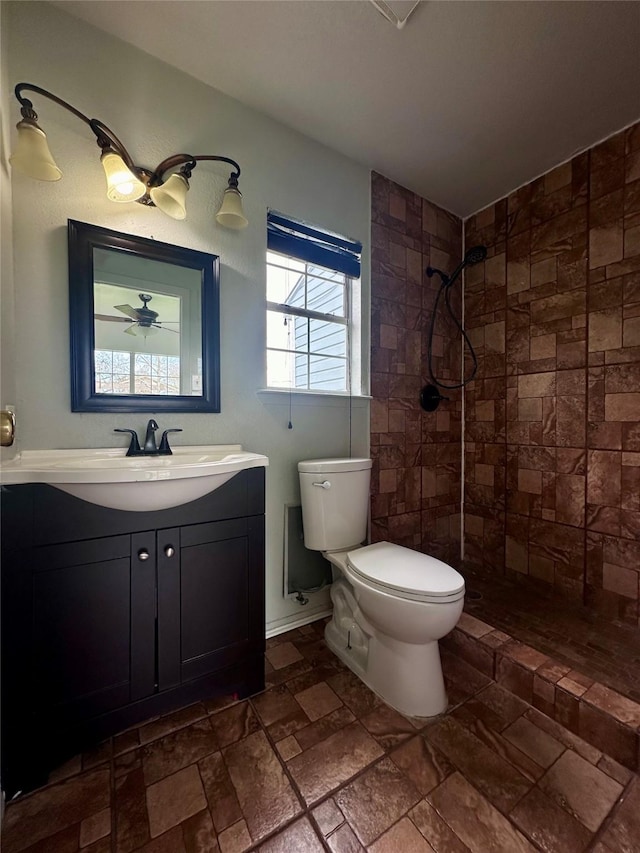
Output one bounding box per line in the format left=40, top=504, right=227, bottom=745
left=124, top=325, right=138, bottom=336
left=95, top=314, right=133, bottom=323
left=151, top=324, right=180, bottom=333
left=114, top=304, right=141, bottom=320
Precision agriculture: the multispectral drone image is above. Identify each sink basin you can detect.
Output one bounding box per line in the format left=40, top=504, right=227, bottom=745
left=0, top=445, right=269, bottom=512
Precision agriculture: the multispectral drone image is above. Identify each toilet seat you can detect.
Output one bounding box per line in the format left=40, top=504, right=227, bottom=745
left=345, top=541, right=465, bottom=604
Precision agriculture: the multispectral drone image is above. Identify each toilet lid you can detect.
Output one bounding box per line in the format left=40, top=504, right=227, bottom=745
left=346, top=542, right=465, bottom=598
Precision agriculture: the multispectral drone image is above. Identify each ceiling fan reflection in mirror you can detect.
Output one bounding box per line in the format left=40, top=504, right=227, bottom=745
left=95, top=292, right=179, bottom=338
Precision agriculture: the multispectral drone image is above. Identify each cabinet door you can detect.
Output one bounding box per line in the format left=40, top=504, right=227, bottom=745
left=31, top=535, right=140, bottom=722
left=162, top=517, right=264, bottom=685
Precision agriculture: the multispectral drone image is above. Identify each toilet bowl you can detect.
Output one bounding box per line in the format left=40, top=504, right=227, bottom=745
left=298, top=458, right=465, bottom=718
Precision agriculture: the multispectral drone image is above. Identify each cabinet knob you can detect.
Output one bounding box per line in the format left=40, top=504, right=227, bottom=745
left=164, top=545, right=175, bottom=558
left=137, top=548, right=150, bottom=561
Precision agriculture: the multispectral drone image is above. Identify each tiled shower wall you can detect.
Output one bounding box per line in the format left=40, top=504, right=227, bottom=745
left=370, top=172, right=463, bottom=566
left=464, top=120, right=640, bottom=625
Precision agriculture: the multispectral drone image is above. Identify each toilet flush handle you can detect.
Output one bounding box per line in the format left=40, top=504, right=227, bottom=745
left=312, top=480, right=331, bottom=489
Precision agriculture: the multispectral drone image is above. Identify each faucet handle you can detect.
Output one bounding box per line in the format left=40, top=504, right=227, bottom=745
left=114, top=428, right=142, bottom=456
left=159, top=428, right=183, bottom=455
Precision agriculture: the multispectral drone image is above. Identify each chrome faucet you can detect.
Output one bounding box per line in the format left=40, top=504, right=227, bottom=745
left=115, top=420, right=183, bottom=456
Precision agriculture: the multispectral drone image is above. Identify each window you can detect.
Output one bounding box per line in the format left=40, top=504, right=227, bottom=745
left=266, top=211, right=361, bottom=393
left=94, top=349, right=181, bottom=395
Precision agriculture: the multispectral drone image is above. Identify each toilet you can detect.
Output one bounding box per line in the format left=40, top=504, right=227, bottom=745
left=298, top=457, right=464, bottom=717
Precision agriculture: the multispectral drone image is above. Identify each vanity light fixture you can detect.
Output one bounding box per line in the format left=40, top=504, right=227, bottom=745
left=9, top=82, right=248, bottom=229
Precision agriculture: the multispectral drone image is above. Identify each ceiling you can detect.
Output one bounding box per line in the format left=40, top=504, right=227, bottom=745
left=54, top=1, right=640, bottom=218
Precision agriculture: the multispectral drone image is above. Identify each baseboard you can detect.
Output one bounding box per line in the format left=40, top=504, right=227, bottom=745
left=265, top=608, right=332, bottom=639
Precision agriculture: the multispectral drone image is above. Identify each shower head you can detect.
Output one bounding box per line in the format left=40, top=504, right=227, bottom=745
left=464, top=245, right=487, bottom=266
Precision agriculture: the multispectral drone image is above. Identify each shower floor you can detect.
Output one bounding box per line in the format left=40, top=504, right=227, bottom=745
left=461, top=567, right=640, bottom=705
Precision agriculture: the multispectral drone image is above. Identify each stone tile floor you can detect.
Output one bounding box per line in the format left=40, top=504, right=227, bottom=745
left=3, top=619, right=639, bottom=853
left=463, top=567, right=640, bottom=704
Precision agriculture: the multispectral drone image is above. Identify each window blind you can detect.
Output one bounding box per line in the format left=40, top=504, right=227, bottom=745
left=267, top=210, right=362, bottom=278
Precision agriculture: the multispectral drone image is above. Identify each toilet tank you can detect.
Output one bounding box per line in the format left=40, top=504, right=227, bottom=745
left=298, top=458, right=372, bottom=551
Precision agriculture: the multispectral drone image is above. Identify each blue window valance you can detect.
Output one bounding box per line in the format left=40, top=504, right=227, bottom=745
left=267, top=210, right=362, bottom=278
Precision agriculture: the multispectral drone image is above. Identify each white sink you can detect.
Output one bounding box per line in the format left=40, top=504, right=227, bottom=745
left=0, top=445, right=269, bottom=512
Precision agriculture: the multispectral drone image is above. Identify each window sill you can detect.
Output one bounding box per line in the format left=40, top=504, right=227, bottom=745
left=256, top=388, right=371, bottom=407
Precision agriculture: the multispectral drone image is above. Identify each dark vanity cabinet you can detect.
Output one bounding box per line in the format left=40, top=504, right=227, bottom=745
left=1, top=469, right=265, bottom=795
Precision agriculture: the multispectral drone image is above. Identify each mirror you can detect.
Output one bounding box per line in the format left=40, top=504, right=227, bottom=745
left=68, top=220, right=220, bottom=412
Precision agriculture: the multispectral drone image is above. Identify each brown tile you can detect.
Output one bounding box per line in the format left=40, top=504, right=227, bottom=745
left=450, top=705, right=544, bottom=782
left=312, top=798, right=345, bottom=836
left=502, top=716, right=565, bottom=768
left=3, top=768, right=110, bottom=853
left=287, top=721, right=384, bottom=805
left=205, top=695, right=240, bottom=715
left=441, top=629, right=495, bottom=678
left=81, top=740, right=111, bottom=771
left=334, top=757, right=421, bottom=846
left=181, top=809, right=219, bottom=853
left=82, top=840, right=112, bottom=853
left=538, top=749, right=623, bottom=831
left=558, top=675, right=591, bottom=697
left=294, top=681, right=343, bottom=722
left=146, top=765, right=207, bottom=838
left=79, top=807, right=111, bottom=847
left=523, top=708, right=602, bottom=765
left=143, top=718, right=218, bottom=785
left=114, top=729, right=140, bottom=757
left=139, top=704, right=207, bottom=745
left=256, top=818, right=324, bottom=852
left=390, top=735, right=455, bottom=795
left=20, top=825, right=79, bottom=853
left=135, top=826, right=188, bottom=853
left=198, top=751, right=242, bottom=833
left=424, top=717, right=532, bottom=811
left=368, top=816, right=436, bottom=853
left=600, top=775, right=640, bottom=852
left=252, top=685, right=302, bottom=727
left=455, top=612, right=494, bottom=638
left=209, top=702, right=260, bottom=749
left=409, top=798, right=471, bottom=853
left=115, top=767, right=150, bottom=853
left=428, top=772, right=536, bottom=853
left=275, top=735, right=301, bottom=761
left=223, top=730, right=301, bottom=842
left=596, top=754, right=634, bottom=786
left=327, top=670, right=384, bottom=717
left=359, top=703, right=417, bottom=749
left=265, top=641, right=304, bottom=670
left=474, top=683, right=530, bottom=729
left=578, top=701, right=638, bottom=769
left=217, top=819, right=251, bottom=853
left=496, top=655, right=534, bottom=703
left=326, top=823, right=365, bottom=852
left=440, top=649, right=492, bottom=694
left=510, top=787, right=592, bottom=853
left=295, top=706, right=356, bottom=751
left=582, top=681, right=640, bottom=727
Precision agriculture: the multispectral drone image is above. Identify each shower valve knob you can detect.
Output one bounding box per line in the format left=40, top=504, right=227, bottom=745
left=420, top=384, right=449, bottom=412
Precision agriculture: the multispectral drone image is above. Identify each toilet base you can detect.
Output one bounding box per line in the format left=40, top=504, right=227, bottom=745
left=325, top=616, right=448, bottom=718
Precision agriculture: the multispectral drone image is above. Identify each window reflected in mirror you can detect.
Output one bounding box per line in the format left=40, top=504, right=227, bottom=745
left=92, top=248, right=202, bottom=397
left=69, top=220, right=219, bottom=413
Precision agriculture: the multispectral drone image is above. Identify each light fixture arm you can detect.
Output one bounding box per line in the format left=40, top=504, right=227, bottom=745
left=13, top=82, right=244, bottom=208
left=151, top=154, right=241, bottom=187
left=15, top=83, right=137, bottom=168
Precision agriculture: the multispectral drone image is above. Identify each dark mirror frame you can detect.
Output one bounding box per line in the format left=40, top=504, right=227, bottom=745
left=68, top=220, right=221, bottom=413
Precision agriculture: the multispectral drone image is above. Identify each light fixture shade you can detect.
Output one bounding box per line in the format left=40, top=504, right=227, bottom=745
left=101, top=150, right=146, bottom=203
left=216, top=187, right=248, bottom=229
left=10, top=120, right=62, bottom=181
left=124, top=324, right=158, bottom=338
left=150, top=173, right=189, bottom=220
